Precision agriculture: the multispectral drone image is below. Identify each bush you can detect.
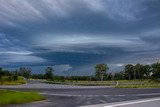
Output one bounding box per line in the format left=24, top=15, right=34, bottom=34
left=12, top=75, right=18, bottom=81
left=0, top=76, right=26, bottom=85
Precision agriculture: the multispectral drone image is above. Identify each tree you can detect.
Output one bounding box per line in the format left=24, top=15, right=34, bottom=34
left=151, top=62, right=160, bottom=78
left=95, top=64, right=109, bottom=81
left=44, top=67, right=54, bottom=80
left=18, top=67, right=31, bottom=79
left=0, top=67, right=2, bottom=80
left=124, top=64, right=134, bottom=80
left=106, top=73, right=113, bottom=80
left=0, top=67, right=2, bottom=73
left=134, top=63, right=144, bottom=80
left=143, top=65, right=151, bottom=79
left=114, top=71, right=125, bottom=80
left=0, top=67, right=2, bottom=77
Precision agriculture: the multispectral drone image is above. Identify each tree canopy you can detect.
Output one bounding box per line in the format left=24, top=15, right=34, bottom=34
left=95, top=63, right=109, bottom=81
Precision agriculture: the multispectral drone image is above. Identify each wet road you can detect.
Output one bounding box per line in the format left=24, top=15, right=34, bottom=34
left=1, top=80, right=160, bottom=107
left=83, top=97, right=160, bottom=107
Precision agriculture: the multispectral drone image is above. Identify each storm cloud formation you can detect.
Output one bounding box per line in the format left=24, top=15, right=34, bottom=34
left=0, top=0, right=160, bottom=75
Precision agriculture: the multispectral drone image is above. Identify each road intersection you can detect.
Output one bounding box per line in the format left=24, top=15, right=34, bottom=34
left=1, top=80, right=160, bottom=107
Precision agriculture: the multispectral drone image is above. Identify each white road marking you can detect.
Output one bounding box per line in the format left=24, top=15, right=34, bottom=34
left=39, top=92, right=160, bottom=97
left=99, top=99, right=106, bottom=103
left=134, top=93, right=160, bottom=96
left=104, top=98, right=160, bottom=107
left=116, top=95, right=125, bottom=97
left=40, top=93, right=83, bottom=97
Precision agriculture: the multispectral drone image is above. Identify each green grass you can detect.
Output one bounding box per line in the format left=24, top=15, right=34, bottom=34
left=47, top=79, right=160, bottom=88
left=53, top=80, right=145, bottom=84
left=114, top=79, right=160, bottom=88
left=0, top=76, right=26, bottom=85
left=46, top=80, right=113, bottom=86
left=114, top=85, right=160, bottom=88
left=0, top=90, right=45, bottom=106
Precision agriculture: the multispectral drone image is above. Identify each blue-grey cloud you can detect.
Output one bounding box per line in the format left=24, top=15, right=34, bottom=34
left=0, top=0, right=160, bottom=75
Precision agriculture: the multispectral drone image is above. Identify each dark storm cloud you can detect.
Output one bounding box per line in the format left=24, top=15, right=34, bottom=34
left=0, top=0, right=150, bottom=36
left=0, top=0, right=160, bottom=74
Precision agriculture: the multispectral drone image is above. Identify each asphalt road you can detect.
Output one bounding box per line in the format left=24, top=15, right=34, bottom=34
left=1, top=80, right=160, bottom=107
left=83, top=97, right=160, bottom=107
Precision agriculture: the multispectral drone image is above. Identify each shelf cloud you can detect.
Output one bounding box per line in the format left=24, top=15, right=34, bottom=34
left=0, top=0, right=160, bottom=75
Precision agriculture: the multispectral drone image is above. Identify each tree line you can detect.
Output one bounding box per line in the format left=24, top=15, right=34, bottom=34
left=0, top=62, right=160, bottom=82
left=95, top=62, right=160, bottom=81
left=123, top=62, right=160, bottom=80
left=0, top=67, right=32, bottom=81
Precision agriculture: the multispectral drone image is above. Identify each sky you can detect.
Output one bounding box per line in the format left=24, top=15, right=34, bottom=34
left=0, top=0, right=160, bottom=75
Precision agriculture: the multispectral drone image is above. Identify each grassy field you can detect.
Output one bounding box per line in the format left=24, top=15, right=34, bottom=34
left=0, top=76, right=26, bottom=85
left=114, top=85, right=160, bottom=88
left=47, top=80, right=143, bottom=85
left=114, top=79, right=160, bottom=88
left=47, top=79, right=160, bottom=88
left=0, top=90, right=45, bottom=106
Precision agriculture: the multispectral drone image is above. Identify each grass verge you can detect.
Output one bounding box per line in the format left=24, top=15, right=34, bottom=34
left=46, top=79, right=160, bottom=88
left=114, top=85, right=160, bottom=88
left=0, top=76, right=26, bottom=85
left=0, top=90, right=45, bottom=106
left=114, top=79, right=160, bottom=88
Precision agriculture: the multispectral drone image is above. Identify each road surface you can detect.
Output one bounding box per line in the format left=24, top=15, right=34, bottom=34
left=0, top=80, right=160, bottom=107
left=82, top=97, right=160, bottom=107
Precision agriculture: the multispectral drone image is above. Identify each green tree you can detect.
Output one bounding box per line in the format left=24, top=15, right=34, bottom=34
left=44, top=67, right=54, bottom=80
left=134, top=63, right=144, bottom=80
left=18, top=67, right=31, bottom=79
left=0, top=67, right=2, bottom=79
left=95, top=63, right=109, bottom=81
left=143, top=65, right=151, bottom=79
left=151, top=62, right=160, bottom=78
left=0, top=68, right=2, bottom=80
left=124, top=64, right=134, bottom=80
left=0, top=67, right=2, bottom=74
left=114, top=71, right=125, bottom=80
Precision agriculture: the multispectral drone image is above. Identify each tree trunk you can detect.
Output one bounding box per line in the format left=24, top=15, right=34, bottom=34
left=128, top=74, right=131, bottom=80
left=134, top=70, right=136, bottom=81
left=100, top=75, right=103, bottom=81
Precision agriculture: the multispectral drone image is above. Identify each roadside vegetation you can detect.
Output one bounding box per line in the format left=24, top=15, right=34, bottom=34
left=0, top=62, right=160, bottom=88
left=0, top=67, right=28, bottom=85
left=0, top=90, right=45, bottom=106
left=0, top=68, right=44, bottom=106
left=44, top=62, right=160, bottom=88
left=0, top=76, right=26, bottom=85
left=114, top=79, right=160, bottom=88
